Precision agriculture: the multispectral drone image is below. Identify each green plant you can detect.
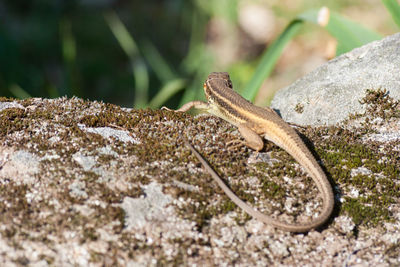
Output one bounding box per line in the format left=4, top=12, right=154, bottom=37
left=1, top=1, right=398, bottom=108
left=383, top=0, right=400, bottom=27
left=106, top=3, right=390, bottom=106
left=242, top=7, right=383, bottom=102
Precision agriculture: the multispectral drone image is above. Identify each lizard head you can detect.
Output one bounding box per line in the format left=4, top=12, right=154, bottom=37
left=203, top=72, right=233, bottom=102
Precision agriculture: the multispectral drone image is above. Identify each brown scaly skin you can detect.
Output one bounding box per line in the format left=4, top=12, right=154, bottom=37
left=166, top=72, right=334, bottom=232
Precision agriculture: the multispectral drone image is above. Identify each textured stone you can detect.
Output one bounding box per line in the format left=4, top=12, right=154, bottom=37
left=271, top=33, right=400, bottom=126
left=0, top=96, right=399, bottom=266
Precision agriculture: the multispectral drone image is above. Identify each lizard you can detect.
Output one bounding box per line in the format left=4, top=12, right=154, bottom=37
left=165, top=72, right=334, bottom=232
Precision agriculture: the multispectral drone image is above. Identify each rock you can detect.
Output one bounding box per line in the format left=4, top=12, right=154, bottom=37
left=0, top=101, right=24, bottom=112
left=0, top=90, right=399, bottom=265
left=271, top=32, right=400, bottom=126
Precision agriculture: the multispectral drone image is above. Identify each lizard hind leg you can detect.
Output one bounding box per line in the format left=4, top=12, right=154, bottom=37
left=237, top=124, right=264, bottom=151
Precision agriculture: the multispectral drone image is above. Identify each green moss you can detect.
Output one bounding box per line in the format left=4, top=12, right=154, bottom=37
left=0, top=108, right=28, bottom=137
left=0, top=91, right=399, bottom=263
left=0, top=97, right=15, bottom=102
left=384, top=242, right=400, bottom=258
left=157, top=90, right=397, bottom=229
left=310, top=134, right=400, bottom=227
left=81, top=227, right=99, bottom=242
left=342, top=197, right=392, bottom=226
left=294, top=103, right=304, bottom=113
left=39, top=255, right=55, bottom=265
left=360, top=88, right=400, bottom=119
left=296, top=89, right=400, bottom=228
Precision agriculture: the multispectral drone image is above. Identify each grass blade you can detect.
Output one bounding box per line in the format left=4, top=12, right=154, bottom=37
left=242, top=19, right=303, bottom=101
left=299, top=9, right=382, bottom=56
left=104, top=11, right=138, bottom=57
left=132, top=60, right=149, bottom=108
left=60, top=18, right=79, bottom=98
left=382, top=0, right=400, bottom=28
left=9, top=84, right=31, bottom=99
left=148, top=78, right=186, bottom=109
left=179, top=7, right=213, bottom=106
left=104, top=11, right=149, bottom=108
left=244, top=7, right=382, bottom=102
left=140, top=39, right=177, bottom=83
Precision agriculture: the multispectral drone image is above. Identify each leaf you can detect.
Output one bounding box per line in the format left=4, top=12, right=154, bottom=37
left=299, top=9, right=382, bottom=56
left=104, top=11, right=149, bottom=108
left=382, top=0, right=400, bottom=28
left=243, top=8, right=382, bottom=102
left=140, top=39, right=177, bottom=83
left=242, top=20, right=303, bottom=101
left=149, top=79, right=186, bottom=109
left=9, top=84, right=31, bottom=99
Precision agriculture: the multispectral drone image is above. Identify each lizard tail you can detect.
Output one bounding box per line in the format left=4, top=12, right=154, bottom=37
left=185, top=139, right=334, bottom=233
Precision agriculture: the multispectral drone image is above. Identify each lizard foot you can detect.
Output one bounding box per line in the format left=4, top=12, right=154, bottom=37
left=226, top=139, right=246, bottom=151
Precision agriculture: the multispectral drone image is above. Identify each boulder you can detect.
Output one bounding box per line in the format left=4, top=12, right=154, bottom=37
left=271, top=33, right=400, bottom=126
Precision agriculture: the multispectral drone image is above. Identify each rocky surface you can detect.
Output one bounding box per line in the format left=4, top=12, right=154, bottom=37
left=0, top=93, right=399, bottom=266
left=271, top=32, right=400, bottom=126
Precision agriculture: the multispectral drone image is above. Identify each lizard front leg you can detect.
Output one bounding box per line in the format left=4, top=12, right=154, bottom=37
left=162, top=101, right=210, bottom=113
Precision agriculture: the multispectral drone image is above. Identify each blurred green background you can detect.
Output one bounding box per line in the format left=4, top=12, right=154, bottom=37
left=0, top=0, right=398, bottom=108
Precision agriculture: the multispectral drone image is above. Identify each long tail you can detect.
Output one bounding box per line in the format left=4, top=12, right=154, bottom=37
left=185, top=139, right=334, bottom=233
